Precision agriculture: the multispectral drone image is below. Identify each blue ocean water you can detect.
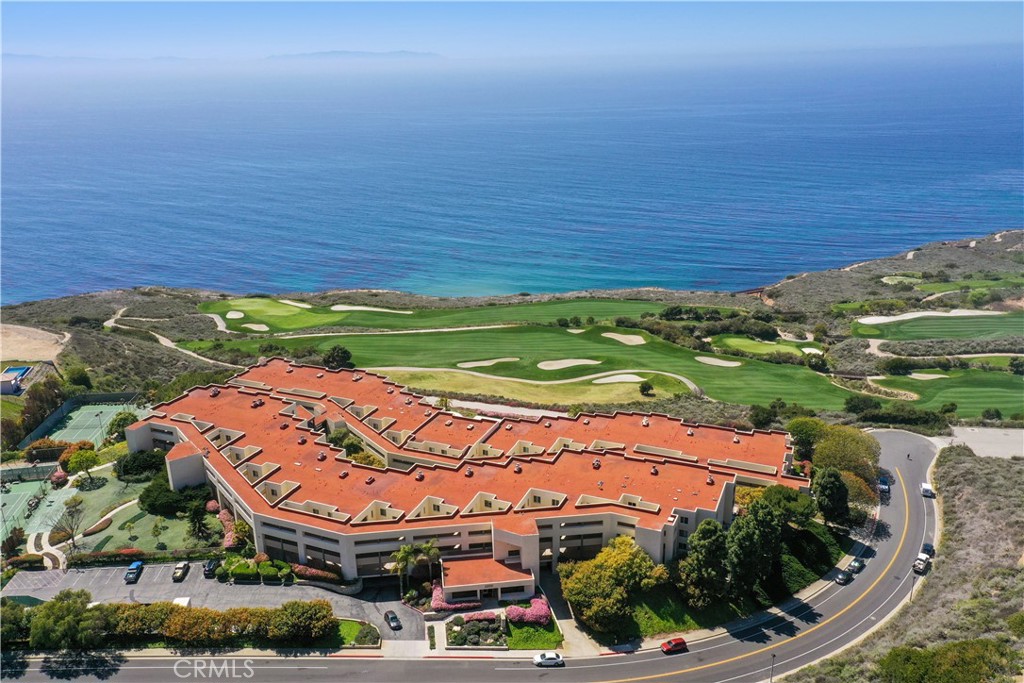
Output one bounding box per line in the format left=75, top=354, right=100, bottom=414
left=2, top=50, right=1022, bottom=305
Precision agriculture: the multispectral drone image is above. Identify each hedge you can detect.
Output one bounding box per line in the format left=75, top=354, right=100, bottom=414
left=68, top=547, right=221, bottom=567
left=83, top=518, right=112, bottom=537
left=230, top=564, right=260, bottom=581
left=48, top=530, right=72, bottom=546
left=7, top=554, right=45, bottom=569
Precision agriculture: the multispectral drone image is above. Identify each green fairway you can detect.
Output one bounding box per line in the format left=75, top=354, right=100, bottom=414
left=712, top=334, right=820, bottom=356
left=875, top=369, right=1024, bottom=418
left=380, top=369, right=690, bottom=406
left=915, top=274, right=1024, bottom=294
left=199, top=298, right=696, bottom=333
left=850, top=312, right=1024, bottom=340
left=184, top=325, right=855, bottom=410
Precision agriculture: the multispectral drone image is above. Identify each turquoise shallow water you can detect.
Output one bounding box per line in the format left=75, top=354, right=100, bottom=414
left=2, top=53, right=1022, bottom=304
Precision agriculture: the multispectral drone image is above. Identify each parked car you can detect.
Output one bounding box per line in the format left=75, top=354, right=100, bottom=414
left=172, top=562, right=190, bottom=582
left=835, top=570, right=853, bottom=585
left=913, top=553, right=931, bottom=574
left=533, top=652, right=565, bottom=667
left=384, top=610, right=402, bottom=630
left=848, top=558, right=866, bottom=573
left=920, top=483, right=936, bottom=498
left=660, top=638, right=688, bottom=654
left=203, top=558, right=221, bottom=578
left=921, top=543, right=935, bottom=558
left=124, top=560, right=144, bottom=584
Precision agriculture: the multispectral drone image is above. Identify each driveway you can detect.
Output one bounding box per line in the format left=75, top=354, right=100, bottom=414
left=2, top=565, right=423, bottom=641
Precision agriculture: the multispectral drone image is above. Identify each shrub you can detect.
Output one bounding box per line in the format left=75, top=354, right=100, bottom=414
left=50, top=469, right=69, bottom=488
left=230, top=564, right=259, bottom=581
left=214, top=566, right=227, bottom=581
left=205, top=500, right=220, bottom=514
left=451, top=616, right=465, bottom=627
left=290, top=563, right=344, bottom=584
left=430, top=581, right=482, bottom=612
left=7, top=554, right=45, bottom=569
left=83, top=518, right=112, bottom=537
left=48, top=530, right=73, bottom=546
left=505, top=596, right=551, bottom=626
left=258, top=561, right=279, bottom=580
left=114, top=449, right=165, bottom=480
left=139, top=470, right=209, bottom=516
left=463, top=611, right=498, bottom=622
left=355, top=622, right=380, bottom=646
left=253, top=552, right=270, bottom=563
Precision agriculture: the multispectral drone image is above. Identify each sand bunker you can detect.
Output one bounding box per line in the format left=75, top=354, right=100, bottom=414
left=278, top=299, right=312, bottom=309
left=695, top=356, right=742, bottom=367
left=858, top=309, right=1006, bottom=325
left=242, top=324, right=270, bottom=332
left=909, top=373, right=948, bottom=380
left=457, top=357, right=520, bottom=369
left=330, top=305, right=413, bottom=314
left=601, top=333, right=646, bottom=346
left=592, top=374, right=645, bottom=384
left=1, top=324, right=67, bottom=361
left=802, top=348, right=823, bottom=355
left=225, top=311, right=245, bottom=319
left=537, top=359, right=602, bottom=371
left=567, top=329, right=586, bottom=334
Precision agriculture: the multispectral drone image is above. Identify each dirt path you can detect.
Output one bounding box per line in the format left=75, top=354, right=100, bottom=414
left=105, top=307, right=243, bottom=369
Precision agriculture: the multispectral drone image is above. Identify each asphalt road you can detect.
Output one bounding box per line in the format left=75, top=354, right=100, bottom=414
left=2, top=430, right=938, bottom=683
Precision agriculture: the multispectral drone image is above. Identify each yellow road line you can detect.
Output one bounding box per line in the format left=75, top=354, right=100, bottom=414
left=593, top=469, right=911, bottom=683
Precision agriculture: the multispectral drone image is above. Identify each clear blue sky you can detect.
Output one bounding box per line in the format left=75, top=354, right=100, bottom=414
left=3, top=2, right=1022, bottom=61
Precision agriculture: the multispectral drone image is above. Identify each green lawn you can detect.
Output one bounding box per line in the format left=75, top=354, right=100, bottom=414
left=712, top=335, right=820, bottom=356
left=338, top=619, right=364, bottom=646
left=915, top=274, right=1024, bottom=294
left=875, top=369, right=1024, bottom=418
left=851, top=312, right=1024, bottom=340
left=1, top=396, right=25, bottom=420
left=183, top=325, right=855, bottom=410
left=71, top=473, right=148, bottom=530
left=967, top=356, right=1015, bottom=369
left=86, top=501, right=223, bottom=553
left=628, top=584, right=749, bottom=638
left=381, top=370, right=690, bottom=406
left=506, top=621, right=564, bottom=650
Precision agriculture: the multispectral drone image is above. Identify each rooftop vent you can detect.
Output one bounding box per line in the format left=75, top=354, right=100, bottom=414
left=513, top=463, right=522, bottom=474
left=387, top=387, right=394, bottom=394
left=650, top=466, right=659, bottom=476
left=353, top=375, right=362, bottom=382
left=583, top=419, right=590, bottom=425
left=706, top=474, right=715, bottom=485
left=466, top=424, right=474, bottom=431
left=279, top=422, right=289, bottom=430
left=210, top=388, right=221, bottom=397
left=405, top=398, right=413, bottom=405
left=642, top=417, right=650, bottom=427
left=339, top=471, right=349, bottom=479
left=286, top=368, right=293, bottom=374
left=465, top=468, right=474, bottom=478
left=445, top=420, right=453, bottom=427
left=544, top=422, right=552, bottom=428
left=317, top=373, right=324, bottom=378
left=365, top=476, right=375, bottom=485
left=597, top=480, right=604, bottom=488
left=415, top=472, right=425, bottom=482
left=592, top=459, right=601, bottom=470
left=317, top=452, right=327, bottom=462
left=733, top=436, right=741, bottom=444
left=687, top=428, right=694, bottom=436
left=297, top=436, right=307, bottom=445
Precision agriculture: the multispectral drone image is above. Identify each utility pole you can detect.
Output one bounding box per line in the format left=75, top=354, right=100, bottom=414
left=770, top=653, right=776, bottom=682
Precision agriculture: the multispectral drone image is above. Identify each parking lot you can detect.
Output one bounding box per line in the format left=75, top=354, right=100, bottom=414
left=3, top=564, right=423, bottom=640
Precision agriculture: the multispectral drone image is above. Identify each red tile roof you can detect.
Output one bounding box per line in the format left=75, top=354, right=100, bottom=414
left=442, top=557, right=533, bottom=587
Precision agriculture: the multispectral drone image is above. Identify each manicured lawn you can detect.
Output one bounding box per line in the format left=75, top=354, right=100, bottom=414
left=71, top=473, right=148, bottom=530
left=850, top=312, right=1024, bottom=341
left=628, top=584, right=751, bottom=638
left=875, top=369, right=1024, bottom=418
left=381, top=370, right=690, bottom=406
left=966, top=356, right=1015, bottom=368
left=184, top=325, right=855, bottom=410
left=199, top=298, right=685, bottom=333
left=712, top=334, right=820, bottom=356
left=86, top=501, right=222, bottom=553
left=338, top=619, right=364, bottom=646
left=1, top=396, right=25, bottom=420
left=506, top=621, right=564, bottom=650
left=915, top=274, right=1024, bottom=294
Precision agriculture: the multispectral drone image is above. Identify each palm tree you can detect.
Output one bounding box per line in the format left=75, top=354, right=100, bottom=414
left=389, top=544, right=418, bottom=594
left=414, top=539, right=442, bottom=582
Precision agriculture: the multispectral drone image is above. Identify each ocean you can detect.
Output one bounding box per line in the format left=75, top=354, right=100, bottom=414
left=2, top=48, right=1022, bottom=305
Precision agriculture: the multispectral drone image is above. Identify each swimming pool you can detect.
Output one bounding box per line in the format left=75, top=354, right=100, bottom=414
left=2, top=366, right=31, bottom=379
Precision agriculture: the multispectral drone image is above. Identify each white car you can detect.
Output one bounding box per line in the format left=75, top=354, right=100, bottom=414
left=533, top=652, right=565, bottom=667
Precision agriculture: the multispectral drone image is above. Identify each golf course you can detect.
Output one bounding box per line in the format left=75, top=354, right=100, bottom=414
left=874, top=369, right=1023, bottom=417
left=850, top=311, right=1023, bottom=340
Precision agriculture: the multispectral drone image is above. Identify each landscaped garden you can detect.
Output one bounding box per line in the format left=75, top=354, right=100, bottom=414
left=446, top=613, right=506, bottom=647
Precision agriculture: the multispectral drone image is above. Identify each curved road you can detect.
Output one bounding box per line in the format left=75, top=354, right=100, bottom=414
left=7, top=431, right=937, bottom=683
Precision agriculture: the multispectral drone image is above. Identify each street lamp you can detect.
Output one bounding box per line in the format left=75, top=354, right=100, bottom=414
left=770, top=653, right=776, bottom=682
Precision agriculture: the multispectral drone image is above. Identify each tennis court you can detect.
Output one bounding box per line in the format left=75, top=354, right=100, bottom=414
left=47, top=402, right=141, bottom=446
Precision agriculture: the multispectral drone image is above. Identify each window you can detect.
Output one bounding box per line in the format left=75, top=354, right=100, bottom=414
left=533, top=495, right=541, bottom=504
left=508, top=549, right=521, bottom=557
left=468, top=542, right=492, bottom=551
left=432, top=504, right=440, bottom=512
left=468, top=530, right=490, bottom=537
left=617, top=521, right=636, bottom=529
left=303, top=531, right=339, bottom=544
left=484, top=500, right=492, bottom=508
left=263, top=523, right=296, bottom=534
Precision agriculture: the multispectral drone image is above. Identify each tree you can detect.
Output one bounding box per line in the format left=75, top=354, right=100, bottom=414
left=569, top=316, right=582, bottom=327
left=1, top=597, right=29, bottom=643
left=785, top=417, right=827, bottom=459
left=726, top=499, right=783, bottom=595
left=813, top=425, right=880, bottom=488
left=2, top=527, right=27, bottom=558
left=151, top=520, right=163, bottom=543
left=1009, top=357, right=1024, bottom=376
left=804, top=354, right=829, bottom=373
left=163, top=606, right=229, bottom=645
left=840, top=471, right=879, bottom=508
left=187, top=502, right=210, bottom=542
left=269, top=600, right=338, bottom=641
left=51, top=495, right=86, bottom=550
left=125, top=522, right=136, bottom=541
left=388, top=544, right=417, bottom=594
left=555, top=318, right=570, bottom=327
left=64, top=367, right=92, bottom=389
left=67, top=450, right=99, bottom=480
left=28, top=589, right=108, bottom=650
left=234, top=519, right=253, bottom=547
left=20, top=377, right=65, bottom=434
left=748, top=405, right=775, bottom=430
left=413, top=540, right=441, bottom=582
left=106, top=410, right=140, bottom=441
left=638, top=381, right=654, bottom=396
left=981, top=408, right=1003, bottom=421
left=322, top=345, right=354, bottom=370
left=813, top=467, right=849, bottom=527
left=760, top=485, right=816, bottom=528
left=1, top=417, right=24, bottom=450
left=676, top=519, right=728, bottom=609
left=812, top=323, right=829, bottom=342
left=844, top=395, right=881, bottom=415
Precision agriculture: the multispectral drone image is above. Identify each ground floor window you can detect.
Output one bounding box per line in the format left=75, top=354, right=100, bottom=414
left=264, top=535, right=300, bottom=564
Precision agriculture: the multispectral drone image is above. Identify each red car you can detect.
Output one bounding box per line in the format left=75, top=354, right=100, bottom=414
left=661, top=638, right=688, bottom=654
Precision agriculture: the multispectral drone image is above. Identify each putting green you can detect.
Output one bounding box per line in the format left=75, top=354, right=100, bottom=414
left=199, top=298, right=700, bottom=333
left=183, top=326, right=855, bottom=410
left=379, top=370, right=690, bottom=406
left=874, top=369, right=1024, bottom=417
left=850, top=312, right=1024, bottom=341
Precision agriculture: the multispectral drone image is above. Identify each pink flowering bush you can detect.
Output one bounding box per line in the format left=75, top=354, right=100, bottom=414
left=50, top=469, right=69, bottom=488
left=218, top=509, right=237, bottom=548
left=506, top=597, right=551, bottom=626
left=205, top=500, right=221, bottom=513
left=290, top=563, right=344, bottom=584
left=463, top=611, right=498, bottom=622
left=431, top=581, right=482, bottom=612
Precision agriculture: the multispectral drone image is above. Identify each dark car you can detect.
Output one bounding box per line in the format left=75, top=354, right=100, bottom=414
left=660, top=638, right=688, bottom=654
left=384, top=610, right=402, bottom=630
left=921, top=543, right=935, bottom=558
left=835, top=571, right=853, bottom=585
left=124, top=560, right=144, bottom=584
left=848, top=558, right=866, bottom=574
left=203, top=558, right=221, bottom=578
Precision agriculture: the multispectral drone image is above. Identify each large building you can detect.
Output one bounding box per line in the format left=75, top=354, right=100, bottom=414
left=128, top=358, right=808, bottom=602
